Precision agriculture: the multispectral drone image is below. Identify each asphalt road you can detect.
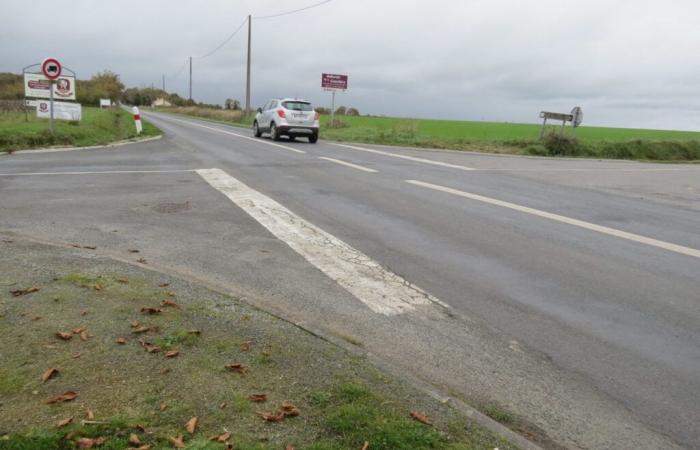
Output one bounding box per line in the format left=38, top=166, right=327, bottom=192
left=1, top=111, right=699, bottom=449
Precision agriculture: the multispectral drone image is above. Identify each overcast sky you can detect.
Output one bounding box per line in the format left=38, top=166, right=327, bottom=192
left=2, top=0, right=698, bottom=130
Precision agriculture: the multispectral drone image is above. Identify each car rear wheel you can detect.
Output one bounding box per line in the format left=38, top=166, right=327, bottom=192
left=309, top=133, right=318, bottom=143
left=270, top=122, right=280, bottom=141
left=253, top=121, right=262, bottom=137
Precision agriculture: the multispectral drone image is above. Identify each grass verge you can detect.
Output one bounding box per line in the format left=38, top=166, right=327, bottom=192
left=0, top=239, right=518, bottom=450
left=0, top=107, right=160, bottom=153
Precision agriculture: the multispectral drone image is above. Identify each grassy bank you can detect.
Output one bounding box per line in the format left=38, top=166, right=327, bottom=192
left=0, top=239, right=517, bottom=450
left=318, top=115, right=700, bottom=161
left=152, top=106, right=253, bottom=128
left=0, top=107, right=160, bottom=153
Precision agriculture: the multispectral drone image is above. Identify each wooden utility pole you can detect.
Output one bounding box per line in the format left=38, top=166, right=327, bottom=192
left=189, top=56, right=192, bottom=100
left=245, top=14, right=251, bottom=113
left=162, top=74, right=165, bottom=92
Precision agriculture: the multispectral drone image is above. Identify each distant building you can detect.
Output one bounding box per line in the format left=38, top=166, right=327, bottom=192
left=152, top=98, right=172, bottom=107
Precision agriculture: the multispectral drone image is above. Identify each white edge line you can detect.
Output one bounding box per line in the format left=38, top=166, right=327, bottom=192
left=155, top=114, right=306, bottom=154
left=406, top=179, right=700, bottom=259
left=331, top=142, right=475, bottom=171
left=0, top=170, right=196, bottom=176
left=318, top=157, right=378, bottom=173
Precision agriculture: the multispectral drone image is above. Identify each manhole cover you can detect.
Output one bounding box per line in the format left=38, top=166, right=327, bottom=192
left=152, top=201, right=191, bottom=214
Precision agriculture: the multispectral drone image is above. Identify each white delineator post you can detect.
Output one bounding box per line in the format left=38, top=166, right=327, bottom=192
left=132, top=106, right=143, bottom=135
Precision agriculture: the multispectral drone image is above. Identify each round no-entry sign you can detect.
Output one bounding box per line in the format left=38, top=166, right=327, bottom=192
left=41, top=58, right=62, bottom=80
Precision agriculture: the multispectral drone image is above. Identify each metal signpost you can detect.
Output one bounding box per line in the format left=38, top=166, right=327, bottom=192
left=539, top=106, right=584, bottom=139
left=321, top=73, right=348, bottom=126
left=41, top=58, right=62, bottom=134
left=23, top=58, right=77, bottom=134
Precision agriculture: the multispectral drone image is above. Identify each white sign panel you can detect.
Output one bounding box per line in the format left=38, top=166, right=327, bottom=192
left=37, top=100, right=82, bottom=121
left=99, top=98, right=111, bottom=108
left=24, top=73, right=76, bottom=100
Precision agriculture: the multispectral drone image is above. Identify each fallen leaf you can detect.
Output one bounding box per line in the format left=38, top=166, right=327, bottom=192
left=137, top=258, right=147, bottom=264
left=81, top=310, right=89, bottom=316
left=116, top=277, right=129, bottom=284
left=224, top=362, right=248, bottom=375
left=143, top=343, right=161, bottom=354
left=77, top=436, right=106, bottom=448
left=256, top=411, right=285, bottom=422
left=128, top=249, right=140, bottom=253
left=128, top=433, right=141, bottom=446
left=55, top=332, right=73, bottom=341
left=164, top=350, right=179, bottom=358
left=132, top=325, right=158, bottom=334
left=128, top=446, right=152, bottom=450
left=219, top=402, right=227, bottom=409
left=131, top=320, right=141, bottom=328
left=281, top=401, right=301, bottom=417
left=160, top=368, right=171, bottom=375
left=116, top=337, right=127, bottom=344
left=72, top=327, right=86, bottom=334
left=361, top=442, right=369, bottom=450
left=32, top=316, right=42, bottom=321
left=209, top=432, right=231, bottom=442
left=46, top=391, right=78, bottom=403
left=166, top=291, right=175, bottom=297
left=248, top=394, right=267, bottom=402
left=241, top=340, right=252, bottom=352
left=56, top=417, right=73, bottom=427
left=160, top=300, right=179, bottom=308
left=285, top=446, right=295, bottom=450
left=79, top=330, right=90, bottom=341
left=72, top=352, right=83, bottom=359
left=93, top=283, right=103, bottom=291
left=410, top=411, right=432, bottom=425
left=187, top=329, right=201, bottom=335
left=158, top=283, right=169, bottom=287
left=169, top=435, right=185, bottom=448
left=70, top=243, right=82, bottom=248
left=11, top=287, right=39, bottom=297
left=85, top=409, right=95, bottom=420
left=41, top=367, right=59, bottom=382
left=185, top=416, right=197, bottom=434
left=141, top=307, right=162, bottom=315
left=83, top=245, right=97, bottom=250
left=160, top=402, right=168, bottom=411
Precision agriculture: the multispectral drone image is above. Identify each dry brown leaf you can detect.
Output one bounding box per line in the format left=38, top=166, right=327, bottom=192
left=209, top=432, right=231, bottom=442
left=169, top=435, right=185, bottom=448
left=410, top=410, right=432, bottom=425
left=160, top=402, right=168, bottom=411
left=85, top=409, right=95, bottom=420
left=130, top=320, right=141, bottom=328
left=281, top=401, right=301, bottom=417
left=361, top=442, right=369, bottom=450
left=116, top=277, right=129, bottom=284
left=41, top=367, right=59, bottom=382
left=77, top=436, right=106, bottom=448
left=225, top=362, right=248, bottom=375
left=128, top=446, right=151, bottom=450
left=164, top=350, right=179, bottom=358
left=141, top=307, right=162, bottom=315
left=160, top=368, right=171, bottom=375
left=32, top=316, right=42, bottom=321
left=158, top=283, right=169, bottom=287
left=11, top=287, right=40, bottom=296
left=137, top=258, right=147, bottom=264
left=132, top=325, right=159, bottom=334
left=116, top=337, right=127, bottom=345
left=128, top=433, right=141, bottom=446
left=166, top=291, right=175, bottom=297
left=81, top=310, right=89, bottom=316
left=72, top=352, right=83, bottom=359
left=46, top=391, right=78, bottom=403
left=93, top=283, right=103, bottom=291
left=256, top=411, right=285, bottom=422
left=72, top=327, right=86, bottom=335
left=128, top=249, right=140, bottom=253
left=79, top=330, right=90, bottom=341
left=219, top=402, right=227, bottom=409
left=56, top=417, right=73, bottom=427
left=83, top=245, right=97, bottom=250
left=160, top=300, right=179, bottom=308
left=286, top=446, right=295, bottom=450
left=55, top=332, right=73, bottom=341
left=187, top=330, right=201, bottom=336
left=248, top=394, right=267, bottom=402
left=241, top=340, right=252, bottom=352
left=143, top=343, right=161, bottom=354
left=185, top=416, right=198, bottom=434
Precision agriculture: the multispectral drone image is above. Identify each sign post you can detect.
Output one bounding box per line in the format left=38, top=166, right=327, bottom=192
left=321, top=73, right=348, bottom=127
left=41, top=58, right=63, bottom=134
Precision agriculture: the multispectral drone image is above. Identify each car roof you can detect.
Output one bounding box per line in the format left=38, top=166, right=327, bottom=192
left=279, top=98, right=311, bottom=103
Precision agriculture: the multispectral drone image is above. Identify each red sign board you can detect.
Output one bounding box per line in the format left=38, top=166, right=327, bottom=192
left=322, top=73, right=348, bottom=91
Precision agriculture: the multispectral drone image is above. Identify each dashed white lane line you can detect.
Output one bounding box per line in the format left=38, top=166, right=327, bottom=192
left=157, top=115, right=306, bottom=154
left=197, top=168, right=448, bottom=316
left=406, top=179, right=700, bottom=259
left=331, top=142, right=475, bottom=171
left=0, top=169, right=195, bottom=176
left=318, top=157, right=378, bottom=173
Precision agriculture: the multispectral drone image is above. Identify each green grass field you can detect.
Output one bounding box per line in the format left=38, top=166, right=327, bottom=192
left=0, top=107, right=160, bottom=153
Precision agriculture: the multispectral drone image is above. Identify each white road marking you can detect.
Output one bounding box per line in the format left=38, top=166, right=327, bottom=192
left=407, top=179, right=700, bottom=259
left=331, top=142, right=475, bottom=171
left=158, top=115, right=307, bottom=154
left=0, top=169, right=195, bottom=176
left=197, top=168, right=448, bottom=316
left=318, top=157, right=378, bottom=173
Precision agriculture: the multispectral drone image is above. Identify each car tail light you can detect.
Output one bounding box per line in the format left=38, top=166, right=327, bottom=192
left=314, top=111, right=320, bottom=120
left=276, top=109, right=286, bottom=118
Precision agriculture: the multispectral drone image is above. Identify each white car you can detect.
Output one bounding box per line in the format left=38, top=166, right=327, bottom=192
left=253, top=98, right=320, bottom=143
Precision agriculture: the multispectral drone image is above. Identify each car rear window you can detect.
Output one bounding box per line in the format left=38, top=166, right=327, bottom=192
left=282, top=101, right=313, bottom=111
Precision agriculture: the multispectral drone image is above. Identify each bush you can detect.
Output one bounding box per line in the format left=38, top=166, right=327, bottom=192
left=346, top=107, right=360, bottom=116
left=542, top=132, right=581, bottom=156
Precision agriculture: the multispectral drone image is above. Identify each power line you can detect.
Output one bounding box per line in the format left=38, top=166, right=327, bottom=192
left=168, top=58, right=189, bottom=80
left=254, top=0, right=334, bottom=20
left=193, top=17, right=248, bottom=60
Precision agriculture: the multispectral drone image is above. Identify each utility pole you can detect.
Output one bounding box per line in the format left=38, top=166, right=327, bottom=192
left=245, top=14, right=251, bottom=113
left=189, top=56, right=192, bottom=100
left=162, top=74, right=165, bottom=92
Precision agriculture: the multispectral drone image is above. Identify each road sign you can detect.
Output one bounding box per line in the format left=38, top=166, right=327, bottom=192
left=41, top=58, right=62, bottom=80
left=36, top=100, right=82, bottom=121
left=322, top=73, right=348, bottom=91
left=24, top=73, right=76, bottom=100
left=571, top=106, right=583, bottom=128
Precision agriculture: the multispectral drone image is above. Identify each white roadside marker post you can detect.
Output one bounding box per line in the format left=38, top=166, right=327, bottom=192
left=132, top=106, right=143, bottom=135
